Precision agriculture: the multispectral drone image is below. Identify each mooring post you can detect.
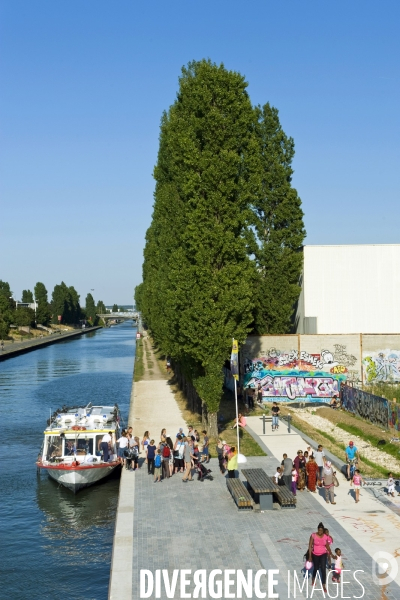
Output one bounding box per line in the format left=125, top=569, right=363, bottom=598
left=262, top=414, right=266, bottom=434
left=287, top=414, right=291, bottom=434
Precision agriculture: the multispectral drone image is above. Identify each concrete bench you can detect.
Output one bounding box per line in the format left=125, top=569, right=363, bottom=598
left=226, top=478, right=254, bottom=510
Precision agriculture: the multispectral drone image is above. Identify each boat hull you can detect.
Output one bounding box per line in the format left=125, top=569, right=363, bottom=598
left=37, top=461, right=120, bottom=493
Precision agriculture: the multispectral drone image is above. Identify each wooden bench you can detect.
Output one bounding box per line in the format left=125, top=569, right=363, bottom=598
left=241, top=468, right=279, bottom=510
left=226, top=478, right=254, bottom=510
left=273, top=484, right=297, bottom=508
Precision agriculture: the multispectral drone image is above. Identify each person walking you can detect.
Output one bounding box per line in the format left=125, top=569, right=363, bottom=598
left=141, top=431, right=150, bottom=463
left=201, top=430, right=210, bottom=463
left=147, top=439, right=156, bottom=474
left=306, top=455, right=318, bottom=492
left=294, top=450, right=306, bottom=491
left=314, top=445, right=325, bottom=487
left=271, top=402, right=280, bottom=431
left=227, top=446, right=238, bottom=478
left=216, top=439, right=226, bottom=474
left=308, top=522, right=332, bottom=593
left=353, top=469, right=364, bottom=503
left=182, top=438, right=195, bottom=482
left=281, top=453, right=293, bottom=489
left=154, top=450, right=162, bottom=483
left=322, top=461, right=336, bottom=504
left=117, top=431, right=128, bottom=466
left=387, top=472, right=396, bottom=497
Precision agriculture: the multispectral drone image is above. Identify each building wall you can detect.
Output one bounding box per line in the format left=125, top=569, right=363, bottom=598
left=241, top=333, right=400, bottom=403
left=296, top=244, right=400, bottom=334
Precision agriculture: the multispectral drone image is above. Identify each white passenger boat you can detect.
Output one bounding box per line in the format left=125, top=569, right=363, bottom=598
left=36, top=403, right=121, bottom=493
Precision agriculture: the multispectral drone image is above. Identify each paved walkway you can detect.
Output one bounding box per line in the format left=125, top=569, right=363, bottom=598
left=247, top=415, right=400, bottom=587
left=110, top=350, right=400, bottom=599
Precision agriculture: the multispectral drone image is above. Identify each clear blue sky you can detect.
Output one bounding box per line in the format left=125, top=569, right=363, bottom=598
left=1, top=1, right=399, bottom=305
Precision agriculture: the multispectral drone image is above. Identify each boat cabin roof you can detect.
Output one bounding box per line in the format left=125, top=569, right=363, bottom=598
left=44, top=404, right=120, bottom=435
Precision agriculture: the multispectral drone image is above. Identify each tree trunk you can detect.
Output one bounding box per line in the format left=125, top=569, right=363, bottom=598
left=207, top=412, right=218, bottom=438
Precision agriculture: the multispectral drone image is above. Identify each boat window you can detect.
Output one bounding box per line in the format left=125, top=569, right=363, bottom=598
left=64, top=438, right=76, bottom=456
left=45, top=436, right=62, bottom=460
left=76, top=438, right=93, bottom=455
left=90, top=408, right=103, bottom=415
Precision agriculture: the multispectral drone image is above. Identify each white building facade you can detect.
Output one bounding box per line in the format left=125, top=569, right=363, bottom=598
left=295, top=244, right=400, bottom=334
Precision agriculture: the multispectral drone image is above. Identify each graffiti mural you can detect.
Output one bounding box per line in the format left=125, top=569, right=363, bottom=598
left=363, top=349, right=400, bottom=384
left=341, top=385, right=390, bottom=429
left=242, top=345, right=353, bottom=403
left=389, top=402, right=400, bottom=432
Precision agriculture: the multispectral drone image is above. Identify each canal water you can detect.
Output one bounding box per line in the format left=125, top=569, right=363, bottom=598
left=1, top=322, right=136, bottom=600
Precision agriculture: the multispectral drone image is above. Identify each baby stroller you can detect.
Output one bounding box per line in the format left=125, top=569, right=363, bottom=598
left=196, top=461, right=213, bottom=482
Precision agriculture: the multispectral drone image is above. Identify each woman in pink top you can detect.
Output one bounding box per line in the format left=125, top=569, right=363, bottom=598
left=232, top=413, right=246, bottom=429
left=308, top=522, right=332, bottom=592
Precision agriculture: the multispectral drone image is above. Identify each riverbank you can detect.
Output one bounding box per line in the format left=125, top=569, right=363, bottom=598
left=0, top=326, right=102, bottom=361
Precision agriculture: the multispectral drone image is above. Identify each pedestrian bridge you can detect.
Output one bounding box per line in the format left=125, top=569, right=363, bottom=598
left=97, top=312, right=139, bottom=326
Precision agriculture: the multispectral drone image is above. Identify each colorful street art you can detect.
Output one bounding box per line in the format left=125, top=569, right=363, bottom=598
left=389, top=402, right=400, bottom=432
left=363, top=349, right=400, bottom=384
left=242, top=345, right=355, bottom=403
left=341, top=385, right=390, bottom=429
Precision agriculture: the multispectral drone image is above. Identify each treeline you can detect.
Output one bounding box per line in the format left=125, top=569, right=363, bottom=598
left=135, top=60, right=305, bottom=434
left=0, top=279, right=106, bottom=338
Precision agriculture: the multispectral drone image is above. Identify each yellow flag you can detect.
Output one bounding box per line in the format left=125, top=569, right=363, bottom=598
left=230, top=339, right=239, bottom=380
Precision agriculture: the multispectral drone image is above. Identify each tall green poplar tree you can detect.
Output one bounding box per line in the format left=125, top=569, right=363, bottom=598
left=21, top=289, right=34, bottom=303
left=141, top=60, right=259, bottom=434
left=251, top=103, right=305, bottom=333
left=34, top=282, right=51, bottom=325
left=85, top=293, right=97, bottom=324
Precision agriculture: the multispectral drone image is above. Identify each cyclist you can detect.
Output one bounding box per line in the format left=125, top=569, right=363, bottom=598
left=345, top=441, right=359, bottom=483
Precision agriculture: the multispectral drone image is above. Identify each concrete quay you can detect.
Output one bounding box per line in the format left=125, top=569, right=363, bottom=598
left=109, top=340, right=400, bottom=599
left=0, top=326, right=102, bottom=361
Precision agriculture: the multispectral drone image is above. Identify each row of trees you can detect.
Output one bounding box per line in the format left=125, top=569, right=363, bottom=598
left=135, top=60, right=305, bottom=434
left=0, top=279, right=107, bottom=337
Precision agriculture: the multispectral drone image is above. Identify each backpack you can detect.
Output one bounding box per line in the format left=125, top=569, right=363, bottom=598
left=162, top=445, right=171, bottom=458
left=154, top=454, right=161, bottom=468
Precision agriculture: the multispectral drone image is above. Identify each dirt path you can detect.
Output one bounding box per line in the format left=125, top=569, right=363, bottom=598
left=140, top=335, right=163, bottom=381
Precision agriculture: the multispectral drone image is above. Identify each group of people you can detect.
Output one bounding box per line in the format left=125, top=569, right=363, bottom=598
left=274, top=444, right=340, bottom=503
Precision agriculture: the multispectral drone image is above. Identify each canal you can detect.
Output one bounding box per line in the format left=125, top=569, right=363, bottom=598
left=1, top=322, right=136, bottom=600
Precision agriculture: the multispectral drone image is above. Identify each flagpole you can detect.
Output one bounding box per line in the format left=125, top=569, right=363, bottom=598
left=234, top=376, right=240, bottom=455
left=232, top=338, right=240, bottom=455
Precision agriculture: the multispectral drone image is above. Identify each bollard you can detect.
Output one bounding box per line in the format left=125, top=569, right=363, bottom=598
left=262, top=414, right=266, bottom=434
left=288, top=415, right=291, bottom=434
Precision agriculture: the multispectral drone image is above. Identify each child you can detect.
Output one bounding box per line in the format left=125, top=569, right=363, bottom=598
left=331, top=548, right=344, bottom=583
left=324, top=529, right=333, bottom=569
left=154, top=450, right=162, bottom=483
left=352, top=469, right=363, bottom=503
left=387, top=472, right=395, bottom=497
left=132, top=436, right=140, bottom=470
left=291, top=467, right=298, bottom=495
left=274, top=466, right=284, bottom=486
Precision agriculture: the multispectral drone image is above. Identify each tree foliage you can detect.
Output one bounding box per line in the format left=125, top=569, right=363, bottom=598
left=112, top=304, right=118, bottom=312
left=51, top=282, right=81, bottom=325
left=138, top=61, right=305, bottom=430
left=85, top=293, right=97, bottom=325
left=250, top=103, right=305, bottom=333
left=0, top=280, right=14, bottom=338
left=34, top=282, right=51, bottom=326
left=21, top=289, right=34, bottom=303
left=15, top=307, right=35, bottom=327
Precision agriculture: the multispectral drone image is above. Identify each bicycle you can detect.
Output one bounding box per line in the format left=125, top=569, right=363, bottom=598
left=348, top=460, right=357, bottom=482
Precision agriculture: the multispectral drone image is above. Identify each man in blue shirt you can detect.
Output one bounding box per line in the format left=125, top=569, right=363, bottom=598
left=345, top=441, right=359, bottom=482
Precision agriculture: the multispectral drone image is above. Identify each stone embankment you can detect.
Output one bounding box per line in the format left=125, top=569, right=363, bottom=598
left=0, top=326, right=102, bottom=361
